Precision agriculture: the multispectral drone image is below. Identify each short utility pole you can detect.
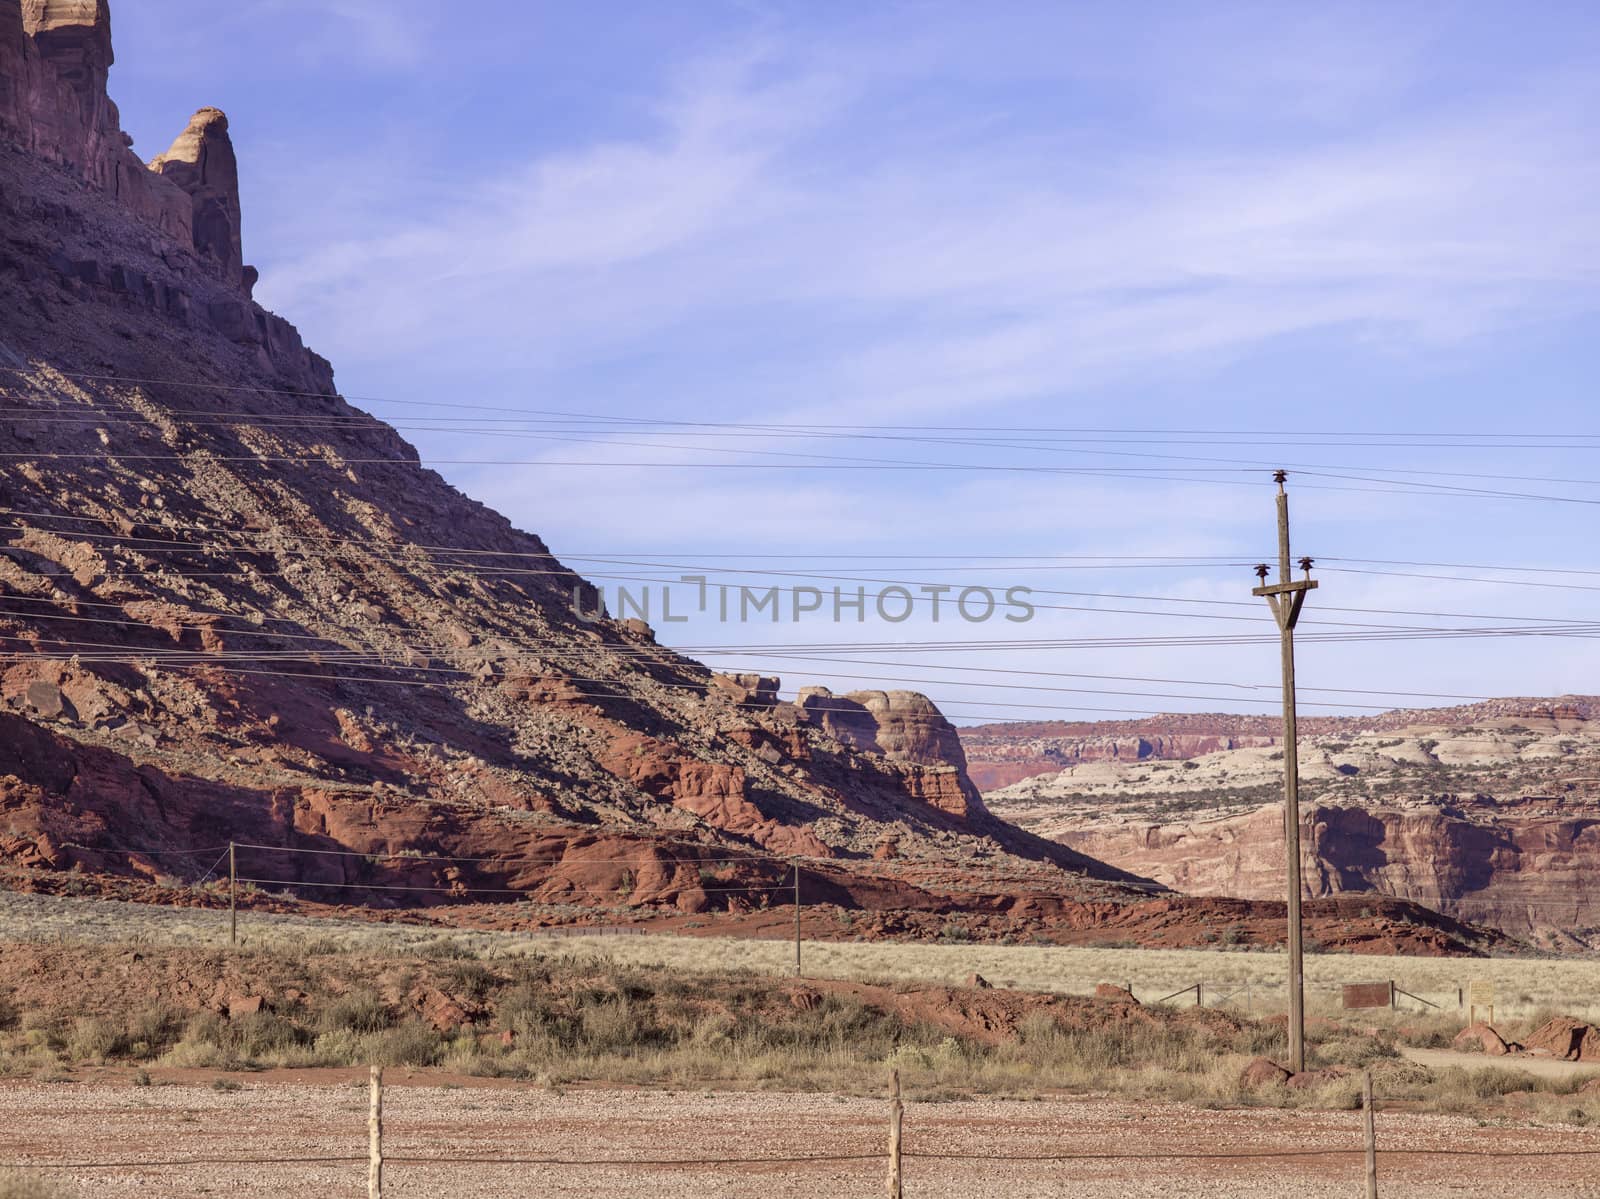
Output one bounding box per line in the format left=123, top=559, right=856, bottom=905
left=1252, top=470, right=1318, bottom=1074
left=793, top=860, right=803, bottom=977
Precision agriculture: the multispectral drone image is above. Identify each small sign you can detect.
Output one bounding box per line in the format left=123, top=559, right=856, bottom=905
left=1467, top=980, right=1495, bottom=1008
left=1343, top=981, right=1394, bottom=1010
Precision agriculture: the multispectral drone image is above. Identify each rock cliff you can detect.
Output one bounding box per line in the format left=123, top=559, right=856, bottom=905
left=798, top=687, right=986, bottom=820
left=984, top=703, right=1600, bottom=945
left=2, top=1, right=255, bottom=298
left=150, top=106, right=249, bottom=294
left=1052, top=801, right=1600, bottom=949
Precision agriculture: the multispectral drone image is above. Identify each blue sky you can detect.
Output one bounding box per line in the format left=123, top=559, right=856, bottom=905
left=107, top=2, right=1599, bottom=725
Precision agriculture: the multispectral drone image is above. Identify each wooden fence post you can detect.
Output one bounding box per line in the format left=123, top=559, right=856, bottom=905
left=887, top=1067, right=903, bottom=1199
left=1362, top=1070, right=1377, bottom=1199
left=228, top=841, right=237, bottom=947
left=369, top=1064, right=384, bottom=1199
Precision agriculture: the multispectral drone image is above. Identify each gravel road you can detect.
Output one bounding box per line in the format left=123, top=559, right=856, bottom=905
left=3, top=1074, right=1599, bottom=1198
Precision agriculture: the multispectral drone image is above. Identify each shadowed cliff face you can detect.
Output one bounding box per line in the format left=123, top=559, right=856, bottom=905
left=0, top=1, right=1161, bottom=927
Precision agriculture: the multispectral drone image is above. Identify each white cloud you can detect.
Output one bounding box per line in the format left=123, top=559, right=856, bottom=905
left=253, top=25, right=1598, bottom=430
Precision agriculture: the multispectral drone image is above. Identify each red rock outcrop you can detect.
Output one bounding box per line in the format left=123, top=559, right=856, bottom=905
left=3, top=1, right=191, bottom=245
left=150, top=106, right=249, bottom=294
left=799, top=687, right=986, bottom=820
left=0, top=1, right=258, bottom=295
left=986, top=702, right=1600, bottom=944
left=961, top=717, right=1286, bottom=790
left=1239, top=1057, right=1293, bottom=1089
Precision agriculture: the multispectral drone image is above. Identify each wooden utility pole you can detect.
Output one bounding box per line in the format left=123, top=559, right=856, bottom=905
left=886, top=1068, right=904, bottom=1199
left=1252, top=470, right=1317, bottom=1074
left=792, top=861, right=802, bottom=977
left=228, top=841, right=237, bottom=947
left=1362, top=1071, right=1378, bottom=1198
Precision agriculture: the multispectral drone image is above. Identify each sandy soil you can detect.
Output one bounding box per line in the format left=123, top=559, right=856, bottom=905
left=1403, top=1047, right=1600, bottom=1080
left=3, top=1075, right=1600, bottom=1198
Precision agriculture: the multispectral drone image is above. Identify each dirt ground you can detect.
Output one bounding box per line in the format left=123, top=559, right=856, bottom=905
left=4, top=1074, right=1600, bottom=1198
left=1402, top=1047, right=1600, bottom=1081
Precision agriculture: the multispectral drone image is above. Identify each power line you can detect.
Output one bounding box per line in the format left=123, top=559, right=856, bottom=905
left=4, top=365, right=1596, bottom=440
left=8, top=521, right=1597, bottom=631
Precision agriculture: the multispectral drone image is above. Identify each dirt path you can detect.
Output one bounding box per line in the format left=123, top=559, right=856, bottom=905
left=4, top=1075, right=1600, bottom=1198
left=1403, top=1047, right=1600, bottom=1080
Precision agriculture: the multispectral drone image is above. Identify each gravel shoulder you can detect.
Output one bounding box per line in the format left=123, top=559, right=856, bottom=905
left=4, top=1075, right=1600, bottom=1198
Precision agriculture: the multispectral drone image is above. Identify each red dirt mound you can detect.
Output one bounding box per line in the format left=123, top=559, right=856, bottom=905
left=1522, top=1018, right=1600, bottom=1062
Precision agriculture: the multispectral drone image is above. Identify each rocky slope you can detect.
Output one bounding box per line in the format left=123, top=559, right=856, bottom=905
left=982, top=701, right=1600, bottom=946
left=0, top=4, right=1508, bottom=956
left=0, top=0, right=1137, bottom=921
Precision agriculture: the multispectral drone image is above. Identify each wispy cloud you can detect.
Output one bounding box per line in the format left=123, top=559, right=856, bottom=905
left=231, top=4, right=1599, bottom=710
left=255, top=15, right=1598, bottom=429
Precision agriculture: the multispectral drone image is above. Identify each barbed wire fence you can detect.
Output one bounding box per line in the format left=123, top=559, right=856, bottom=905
left=9, top=1065, right=1600, bottom=1199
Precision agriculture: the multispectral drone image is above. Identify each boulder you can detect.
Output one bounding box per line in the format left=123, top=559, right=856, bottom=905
left=1094, top=983, right=1138, bottom=1004
left=417, top=987, right=469, bottom=1032
left=709, top=673, right=780, bottom=708
left=225, top=994, right=265, bottom=1018
left=24, top=680, right=64, bottom=718
left=1452, top=1022, right=1510, bottom=1056
left=1239, top=1057, right=1292, bottom=1089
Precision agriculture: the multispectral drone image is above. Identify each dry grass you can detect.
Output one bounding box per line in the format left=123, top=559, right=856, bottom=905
left=2, top=935, right=1599, bottom=1123
left=530, top=938, right=1600, bottom=1028
left=6, top=892, right=1598, bottom=1025
left=0, top=945, right=1277, bottom=1102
